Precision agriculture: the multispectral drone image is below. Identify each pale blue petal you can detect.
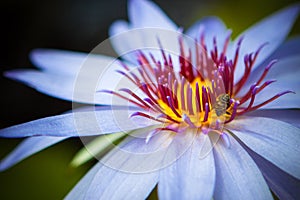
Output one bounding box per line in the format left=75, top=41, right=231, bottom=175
left=186, top=16, right=227, bottom=39
left=257, top=36, right=300, bottom=68
left=128, top=0, right=177, bottom=30
left=99, top=128, right=177, bottom=173
left=66, top=130, right=170, bottom=199
left=5, top=52, right=135, bottom=105
left=0, top=108, right=155, bottom=138
left=109, top=20, right=131, bottom=36
left=0, top=136, right=68, bottom=171
left=213, top=134, right=272, bottom=200
left=66, top=162, right=158, bottom=200
left=238, top=56, right=300, bottom=109
left=186, top=16, right=228, bottom=51
left=229, top=117, right=300, bottom=179
left=158, top=133, right=215, bottom=200
left=109, top=0, right=180, bottom=64
left=233, top=4, right=300, bottom=83
left=0, top=106, right=99, bottom=171
left=65, top=162, right=103, bottom=200
left=109, top=20, right=138, bottom=62
left=241, top=142, right=300, bottom=200
left=240, top=37, right=300, bottom=90
left=5, top=69, right=80, bottom=102
left=244, top=109, right=300, bottom=128
left=84, top=163, right=158, bottom=200
left=108, top=27, right=183, bottom=72
left=30, top=49, right=117, bottom=75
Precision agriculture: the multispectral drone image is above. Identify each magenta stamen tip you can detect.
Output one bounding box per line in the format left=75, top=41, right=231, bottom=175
left=97, top=89, right=113, bottom=94
left=130, top=112, right=139, bottom=118
left=266, top=59, right=278, bottom=70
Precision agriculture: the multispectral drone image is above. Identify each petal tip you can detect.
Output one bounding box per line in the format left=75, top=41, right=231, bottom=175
left=3, top=70, right=22, bottom=80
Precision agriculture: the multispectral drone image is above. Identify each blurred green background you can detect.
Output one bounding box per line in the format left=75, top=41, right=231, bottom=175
left=0, top=0, right=299, bottom=199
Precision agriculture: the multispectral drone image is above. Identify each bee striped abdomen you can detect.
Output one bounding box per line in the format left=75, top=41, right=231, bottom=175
left=214, top=94, right=230, bottom=116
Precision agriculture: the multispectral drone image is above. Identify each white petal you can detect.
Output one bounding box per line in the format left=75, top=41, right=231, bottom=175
left=238, top=56, right=300, bottom=109
left=0, top=136, right=68, bottom=171
left=128, top=0, right=177, bottom=30
left=158, top=133, right=215, bottom=200
left=186, top=16, right=229, bottom=51
left=233, top=4, right=300, bottom=83
left=244, top=109, right=300, bottom=128
left=213, top=134, right=272, bottom=200
left=243, top=144, right=300, bottom=200
left=6, top=52, right=136, bottom=105
left=228, top=117, right=300, bottom=179
left=0, top=108, right=155, bottom=138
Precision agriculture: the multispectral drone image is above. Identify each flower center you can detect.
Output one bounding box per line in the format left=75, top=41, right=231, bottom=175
left=102, top=32, right=293, bottom=135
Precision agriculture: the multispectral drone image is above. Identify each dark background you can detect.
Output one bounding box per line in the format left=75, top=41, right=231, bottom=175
left=0, top=0, right=299, bottom=199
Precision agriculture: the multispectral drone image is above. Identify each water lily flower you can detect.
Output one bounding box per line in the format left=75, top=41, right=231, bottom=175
left=1, top=0, right=300, bottom=199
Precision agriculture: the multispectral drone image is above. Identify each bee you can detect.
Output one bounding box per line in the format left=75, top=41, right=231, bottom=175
left=214, top=94, right=231, bottom=116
